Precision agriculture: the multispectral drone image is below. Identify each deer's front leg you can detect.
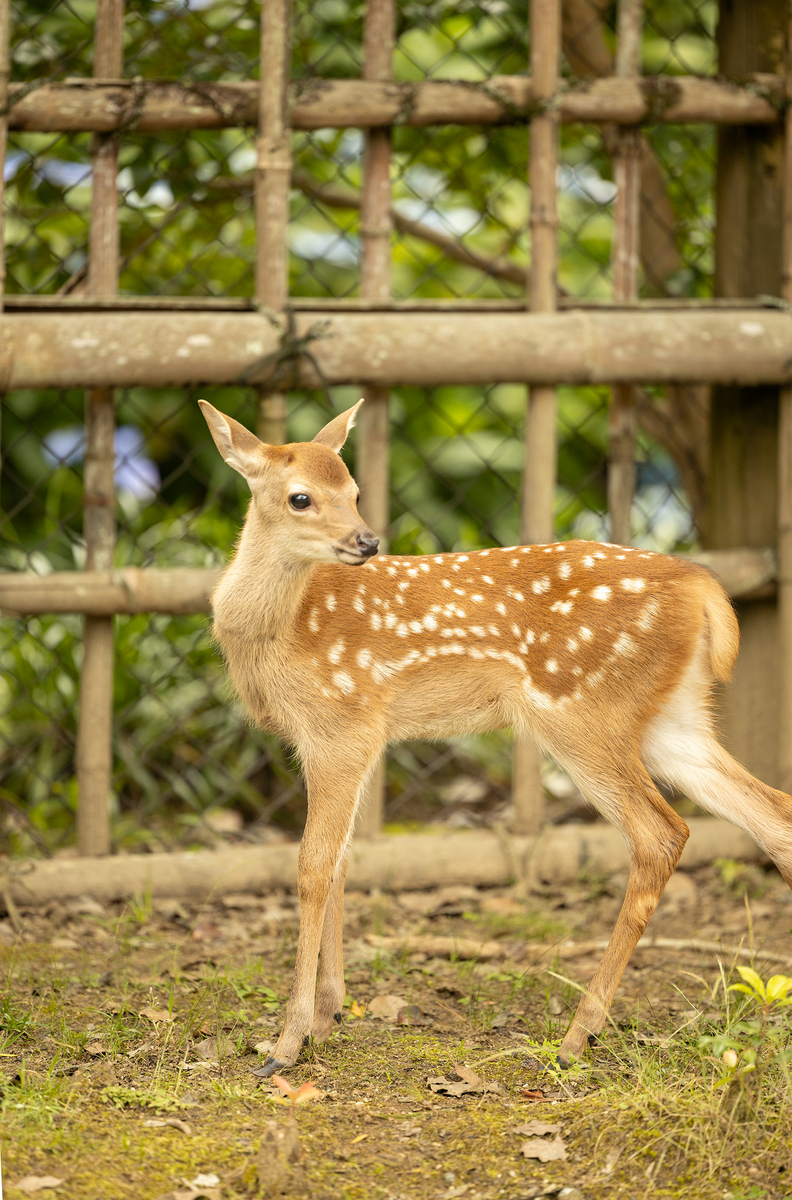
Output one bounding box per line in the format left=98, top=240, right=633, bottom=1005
left=312, top=853, right=349, bottom=1042
left=254, top=760, right=367, bottom=1078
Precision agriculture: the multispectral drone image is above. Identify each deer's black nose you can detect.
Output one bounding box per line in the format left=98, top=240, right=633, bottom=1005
left=356, top=531, right=379, bottom=557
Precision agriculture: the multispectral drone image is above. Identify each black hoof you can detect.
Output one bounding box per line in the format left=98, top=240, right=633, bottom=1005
left=334, top=1011, right=343, bottom=1024
left=252, top=1057, right=286, bottom=1079
left=555, top=1055, right=571, bottom=1072
left=587, top=1033, right=598, bottom=1047
left=302, top=1034, right=310, bottom=1047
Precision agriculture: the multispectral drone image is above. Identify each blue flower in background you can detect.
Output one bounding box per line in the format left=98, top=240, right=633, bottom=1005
left=43, top=425, right=160, bottom=502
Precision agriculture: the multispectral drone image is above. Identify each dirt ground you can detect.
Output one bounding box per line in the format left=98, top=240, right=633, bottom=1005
left=2, top=856, right=792, bottom=1200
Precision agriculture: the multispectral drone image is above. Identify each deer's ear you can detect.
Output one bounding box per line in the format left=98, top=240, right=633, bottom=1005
left=198, top=400, right=266, bottom=479
left=312, top=399, right=363, bottom=454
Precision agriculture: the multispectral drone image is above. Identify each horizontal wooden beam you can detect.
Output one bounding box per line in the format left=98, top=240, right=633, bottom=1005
left=4, top=309, right=792, bottom=390
left=4, top=820, right=763, bottom=904
left=0, top=549, right=776, bottom=617
left=7, top=73, right=783, bottom=134
left=0, top=567, right=220, bottom=616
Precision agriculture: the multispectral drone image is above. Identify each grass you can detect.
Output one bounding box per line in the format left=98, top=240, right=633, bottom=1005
left=2, top=868, right=792, bottom=1198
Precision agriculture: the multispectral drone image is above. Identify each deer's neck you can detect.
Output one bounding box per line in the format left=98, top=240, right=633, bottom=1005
left=212, top=506, right=312, bottom=645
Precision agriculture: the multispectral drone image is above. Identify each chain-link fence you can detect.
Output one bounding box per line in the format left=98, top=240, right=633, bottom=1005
left=1, top=0, right=715, bottom=855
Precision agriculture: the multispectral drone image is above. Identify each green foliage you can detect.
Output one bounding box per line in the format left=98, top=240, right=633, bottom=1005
left=1, top=0, right=715, bottom=848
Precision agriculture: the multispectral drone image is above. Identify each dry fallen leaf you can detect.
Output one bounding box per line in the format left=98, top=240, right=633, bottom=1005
left=427, top=1065, right=501, bottom=1097
left=521, top=1134, right=568, bottom=1162
left=10, top=1178, right=65, bottom=1194
left=139, top=1006, right=173, bottom=1024
left=348, top=999, right=367, bottom=1018
left=396, top=1004, right=431, bottom=1026
left=269, top=1076, right=323, bottom=1109
left=519, top=1087, right=545, bottom=1101
left=144, top=1117, right=194, bottom=1135
left=84, top=1041, right=105, bottom=1056
left=194, top=1035, right=236, bottom=1062
left=603, top=1146, right=623, bottom=1175
left=513, top=1120, right=561, bottom=1137
left=367, top=994, right=408, bottom=1021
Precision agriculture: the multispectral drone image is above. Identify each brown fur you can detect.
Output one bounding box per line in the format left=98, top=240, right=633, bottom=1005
left=198, top=399, right=792, bottom=1073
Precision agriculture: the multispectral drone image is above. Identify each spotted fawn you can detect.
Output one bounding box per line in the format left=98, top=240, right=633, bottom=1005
left=199, top=397, right=792, bottom=1075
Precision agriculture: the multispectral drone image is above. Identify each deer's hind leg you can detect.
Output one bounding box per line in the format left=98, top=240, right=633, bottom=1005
left=552, top=750, right=689, bottom=1064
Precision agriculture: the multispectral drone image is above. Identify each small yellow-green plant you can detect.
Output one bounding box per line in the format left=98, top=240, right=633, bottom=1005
left=699, top=967, right=792, bottom=1097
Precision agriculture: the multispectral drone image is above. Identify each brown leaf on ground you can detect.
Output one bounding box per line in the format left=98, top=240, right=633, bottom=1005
left=521, top=1134, right=568, bottom=1162
left=367, top=994, right=408, bottom=1021
left=427, top=1065, right=501, bottom=1096
left=139, top=1006, right=173, bottom=1023
left=144, top=1117, right=194, bottom=1135
left=10, top=1179, right=65, bottom=1194
left=396, top=1004, right=431, bottom=1026
left=513, top=1120, right=561, bottom=1137
left=194, top=1035, right=236, bottom=1062
left=84, top=1040, right=105, bottom=1056
left=519, top=1088, right=545, bottom=1101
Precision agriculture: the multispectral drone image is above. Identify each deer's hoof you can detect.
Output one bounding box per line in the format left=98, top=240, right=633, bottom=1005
left=252, top=1057, right=287, bottom=1079
left=555, top=1054, right=571, bottom=1072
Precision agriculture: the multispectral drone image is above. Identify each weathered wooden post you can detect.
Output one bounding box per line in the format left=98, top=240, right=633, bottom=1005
left=710, top=0, right=787, bottom=786
left=255, top=0, right=291, bottom=446
left=608, top=0, right=642, bottom=547
left=75, top=0, right=124, bottom=856
left=354, top=0, right=394, bottom=839
left=511, top=0, right=561, bottom=836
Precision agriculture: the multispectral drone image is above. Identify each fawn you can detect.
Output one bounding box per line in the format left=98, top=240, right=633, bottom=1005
left=199, top=397, right=792, bottom=1075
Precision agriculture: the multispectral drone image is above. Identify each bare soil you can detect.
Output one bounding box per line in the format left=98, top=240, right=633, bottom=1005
left=2, top=857, right=792, bottom=1200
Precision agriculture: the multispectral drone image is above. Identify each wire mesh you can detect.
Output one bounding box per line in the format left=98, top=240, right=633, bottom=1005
left=1, top=0, right=715, bottom=853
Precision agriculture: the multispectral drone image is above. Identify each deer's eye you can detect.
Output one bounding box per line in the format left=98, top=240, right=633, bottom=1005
left=289, top=494, right=311, bottom=510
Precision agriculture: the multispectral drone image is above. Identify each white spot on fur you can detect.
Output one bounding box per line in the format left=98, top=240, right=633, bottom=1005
left=567, top=637, right=579, bottom=652
left=333, top=670, right=355, bottom=694
left=525, top=630, right=535, bottom=644
left=550, top=600, right=573, bottom=615
left=423, top=614, right=438, bottom=631
left=353, top=596, right=365, bottom=614
left=385, top=612, right=398, bottom=629
left=308, top=608, right=320, bottom=634
left=483, top=576, right=494, bottom=585
left=357, top=648, right=372, bottom=669
left=407, top=568, right=418, bottom=578
left=326, top=594, right=337, bottom=611
left=495, top=602, right=506, bottom=615
left=371, top=613, right=382, bottom=631
left=591, top=585, right=612, bottom=601
left=614, top=631, right=636, bottom=656
left=621, top=578, right=646, bottom=593
left=636, top=597, right=660, bottom=631
left=420, top=562, right=430, bottom=572
left=559, top=561, right=572, bottom=579
left=579, top=626, right=593, bottom=641
left=545, top=659, right=558, bottom=674
left=328, top=639, right=345, bottom=665
left=532, top=577, right=551, bottom=594
left=409, top=620, right=423, bottom=633
left=514, top=591, right=525, bottom=602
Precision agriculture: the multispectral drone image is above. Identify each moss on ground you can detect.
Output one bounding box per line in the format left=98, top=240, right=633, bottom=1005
left=2, top=868, right=792, bottom=1199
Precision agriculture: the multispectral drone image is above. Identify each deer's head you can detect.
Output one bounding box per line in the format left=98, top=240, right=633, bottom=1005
left=199, top=399, right=379, bottom=567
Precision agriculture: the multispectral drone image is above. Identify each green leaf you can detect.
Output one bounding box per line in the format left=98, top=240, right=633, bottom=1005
left=734, top=966, right=765, bottom=999
left=765, top=974, right=792, bottom=1003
